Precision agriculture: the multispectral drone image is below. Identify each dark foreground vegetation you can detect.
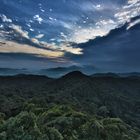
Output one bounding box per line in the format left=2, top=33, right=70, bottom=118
left=0, top=71, right=140, bottom=140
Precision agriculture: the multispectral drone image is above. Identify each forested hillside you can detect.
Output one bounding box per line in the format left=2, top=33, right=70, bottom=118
left=0, top=72, right=140, bottom=140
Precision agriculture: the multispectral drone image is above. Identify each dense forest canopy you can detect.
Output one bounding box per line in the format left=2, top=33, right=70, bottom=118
left=0, top=72, right=140, bottom=140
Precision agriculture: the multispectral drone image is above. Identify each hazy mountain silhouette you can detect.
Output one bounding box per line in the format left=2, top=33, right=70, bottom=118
left=39, top=65, right=98, bottom=78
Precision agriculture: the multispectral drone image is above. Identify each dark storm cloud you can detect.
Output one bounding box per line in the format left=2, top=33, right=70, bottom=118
left=72, top=20, right=140, bottom=72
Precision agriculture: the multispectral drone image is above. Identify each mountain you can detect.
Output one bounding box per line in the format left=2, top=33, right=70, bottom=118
left=118, top=72, right=140, bottom=77
left=0, top=73, right=140, bottom=139
left=92, top=72, right=120, bottom=78
left=61, top=71, right=89, bottom=79
left=92, top=72, right=140, bottom=78
left=39, top=65, right=98, bottom=78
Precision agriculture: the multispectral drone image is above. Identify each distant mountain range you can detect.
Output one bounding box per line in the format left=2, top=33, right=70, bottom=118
left=92, top=72, right=140, bottom=78
left=39, top=65, right=99, bottom=78
left=0, top=65, right=99, bottom=78
left=0, top=67, right=140, bottom=78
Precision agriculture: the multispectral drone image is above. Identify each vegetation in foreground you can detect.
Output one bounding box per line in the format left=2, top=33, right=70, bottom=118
left=0, top=72, right=140, bottom=140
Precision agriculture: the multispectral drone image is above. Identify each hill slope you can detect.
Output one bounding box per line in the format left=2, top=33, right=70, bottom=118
left=0, top=73, right=140, bottom=140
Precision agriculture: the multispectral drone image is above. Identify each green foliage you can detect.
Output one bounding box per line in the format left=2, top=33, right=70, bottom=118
left=0, top=75, right=140, bottom=140
left=0, top=112, right=5, bottom=124
left=0, top=102, right=139, bottom=140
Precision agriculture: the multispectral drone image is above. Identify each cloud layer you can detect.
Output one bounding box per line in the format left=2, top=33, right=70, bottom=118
left=0, top=0, right=140, bottom=70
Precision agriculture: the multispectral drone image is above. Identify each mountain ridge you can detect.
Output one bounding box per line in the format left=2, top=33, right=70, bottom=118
left=0, top=67, right=140, bottom=78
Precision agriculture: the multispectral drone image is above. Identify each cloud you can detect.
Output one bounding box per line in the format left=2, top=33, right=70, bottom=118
left=70, top=27, right=110, bottom=44
left=128, top=0, right=139, bottom=4
left=127, top=18, right=140, bottom=29
left=60, top=43, right=83, bottom=55
left=0, top=41, right=64, bottom=58
left=35, top=34, right=44, bottom=39
left=33, top=15, right=43, bottom=24
left=79, top=1, right=117, bottom=12
left=1, top=0, right=140, bottom=70
left=115, top=0, right=140, bottom=24
left=0, top=30, right=10, bottom=39
left=32, top=39, right=83, bottom=55
left=68, top=0, right=140, bottom=44
left=39, top=41, right=83, bottom=55
left=0, top=14, right=12, bottom=23
left=73, top=21, right=140, bottom=72
left=48, top=17, right=57, bottom=21
left=96, top=19, right=116, bottom=26
left=0, top=24, right=83, bottom=56
left=10, top=24, right=29, bottom=39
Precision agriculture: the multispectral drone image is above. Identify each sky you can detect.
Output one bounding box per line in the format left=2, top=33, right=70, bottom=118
left=0, top=0, right=140, bottom=72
